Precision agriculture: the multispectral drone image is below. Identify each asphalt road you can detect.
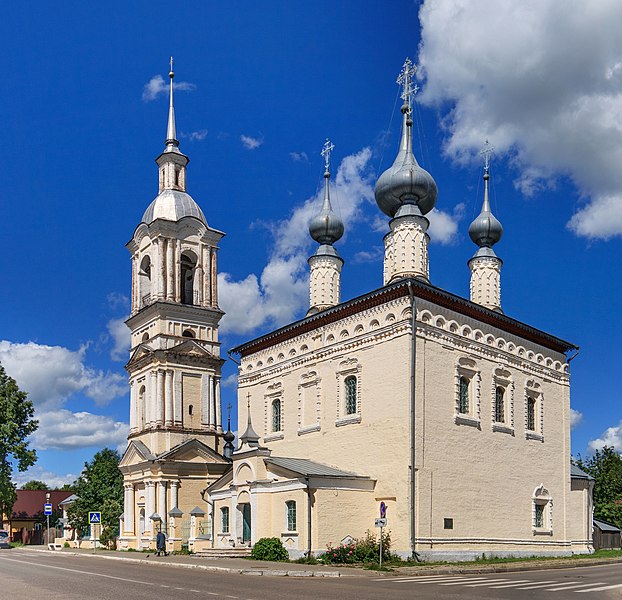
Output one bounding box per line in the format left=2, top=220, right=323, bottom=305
left=2, top=550, right=622, bottom=599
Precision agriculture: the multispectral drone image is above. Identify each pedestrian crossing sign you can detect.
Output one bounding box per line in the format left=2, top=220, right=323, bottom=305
left=89, top=511, right=101, bottom=524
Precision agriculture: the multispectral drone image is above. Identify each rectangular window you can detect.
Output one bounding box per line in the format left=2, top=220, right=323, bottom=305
left=459, top=376, right=470, bottom=414
left=345, top=376, right=357, bottom=415
left=495, top=387, right=505, bottom=423
left=534, top=503, right=544, bottom=528
left=221, top=506, right=230, bottom=534
left=286, top=501, right=296, bottom=532
left=272, top=399, right=282, bottom=432
left=527, top=396, right=536, bottom=431
left=443, top=518, right=454, bottom=530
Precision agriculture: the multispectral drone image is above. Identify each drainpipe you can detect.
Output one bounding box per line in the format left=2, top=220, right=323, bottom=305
left=406, top=282, right=420, bottom=561
left=306, top=477, right=312, bottom=557
left=200, top=487, right=215, bottom=549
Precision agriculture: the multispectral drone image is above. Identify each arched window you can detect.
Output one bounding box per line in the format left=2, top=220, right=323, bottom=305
left=180, top=252, right=197, bottom=305
left=286, top=500, right=296, bottom=532
left=495, top=387, right=505, bottom=423
left=271, top=399, right=282, bottom=433
left=345, top=375, right=357, bottom=415
left=459, top=376, right=470, bottom=414
left=139, top=255, right=152, bottom=307
left=141, top=332, right=149, bottom=342
left=527, top=396, right=536, bottom=431
left=182, top=329, right=195, bottom=338
left=138, top=385, right=146, bottom=429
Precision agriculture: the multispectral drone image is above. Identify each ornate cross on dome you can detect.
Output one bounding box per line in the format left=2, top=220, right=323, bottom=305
left=321, top=138, right=334, bottom=174
left=169, top=56, right=174, bottom=77
left=246, top=392, right=251, bottom=410
left=397, top=58, right=418, bottom=111
left=479, top=139, right=495, bottom=173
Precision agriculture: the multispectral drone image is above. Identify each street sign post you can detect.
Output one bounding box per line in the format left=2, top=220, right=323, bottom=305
left=43, top=503, right=53, bottom=516
left=88, top=512, right=102, bottom=524
left=376, top=502, right=389, bottom=568
left=45, top=493, right=51, bottom=547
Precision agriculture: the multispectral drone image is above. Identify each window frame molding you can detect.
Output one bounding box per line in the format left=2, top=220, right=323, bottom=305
left=297, top=370, right=322, bottom=436
left=335, top=358, right=362, bottom=427
left=454, top=357, right=481, bottom=427
left=532, top=483, right=553, bottom=535
left=525, top=379, right=544, bottom=441
left=491, top=366, right=514, bottom=434
left=264, top=383, right=284, bottom=442
left=285, top=500, right=297, bottom=533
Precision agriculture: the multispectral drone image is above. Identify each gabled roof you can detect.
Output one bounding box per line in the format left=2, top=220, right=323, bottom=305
left=119, top=440, right=156, bottom=467
left=571, top=464, right=594, bottom=480
left=126, top=339, right=221, bottom=369
left=156, top=438, right=229, bottom=463
left=11, top=490, right=74, bottom=519
left=266, top=457, right=369, bottom=479
left=231, top=277, right=576, bottom=357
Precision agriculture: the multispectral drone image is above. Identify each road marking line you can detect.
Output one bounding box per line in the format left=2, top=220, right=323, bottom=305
left=514, top=581, right=560, bottom=589
left=487, top=579, right=535, bottom=588
left=373, top=575, right=458, bottom=582
left=463, top=579, right=513, bottom=586
left=386, top=576, right=474, bottom=583
left=575, top=583, right=622, bottom=593
left=546, top=582, right=607, bottom=591
left=439, top=578, right=492, bottom=586
left=0, top=555, right=155, bottom=586
left=190, top=591, right=202, bottom=593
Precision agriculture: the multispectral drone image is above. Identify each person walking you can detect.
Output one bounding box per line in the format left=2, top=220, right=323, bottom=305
left=156, top=530, right=168, bottom=556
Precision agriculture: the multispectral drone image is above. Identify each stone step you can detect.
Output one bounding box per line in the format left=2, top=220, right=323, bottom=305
left=195, top=547, right=253, bottom=558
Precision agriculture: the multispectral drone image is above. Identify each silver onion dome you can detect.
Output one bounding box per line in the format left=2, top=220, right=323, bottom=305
left=469, top=171, right=502, bottom=249
left=142, top=189, right=207, bottom=225
left=375, top=103, right=438, bottom=217
left=309, top=170, right=344, bottom=245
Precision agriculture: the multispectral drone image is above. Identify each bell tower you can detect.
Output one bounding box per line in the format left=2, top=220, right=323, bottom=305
left=125, top=59, right=226, bottom=457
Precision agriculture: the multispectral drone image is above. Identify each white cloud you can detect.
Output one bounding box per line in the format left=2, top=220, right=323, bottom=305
left=427, top=203, right=465, bottom=245
left=0, top=341, right=126, bottom=410
left=107, top=316, right=130, bottom=362
left=570, top=408, right=583, bottom=430
left=588, top=420, right=622, bottom=452
left=221, top=373, right=238, bottom=388
left=106, top=292, right=129, bottom=310
left=219, top=148, right=375, bottom=335
left=240, top=134, right=263, bottom=150
left=417, top=0, right=622, bottom=240
left=352, top=247, right=384, bottom=264
left=13, top=465, right=77, bottom=489
left=142, top=74, right=196, bottom=102
left=180, top=129, right=208, bottom=141
left=289, top=151, right=308, bottom=162
left=32, top=410, right=128, bottom=451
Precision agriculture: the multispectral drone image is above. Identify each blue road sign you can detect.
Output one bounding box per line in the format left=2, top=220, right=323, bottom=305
left=44, top=503, right=53, bottom=516
left=379, top=501, right=386, bottom=518
left=88, top=511, right=102, bottom=524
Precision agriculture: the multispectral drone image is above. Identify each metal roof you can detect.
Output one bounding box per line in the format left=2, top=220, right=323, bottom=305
left=142, top=189, right=207, bottom=225
left=570, top=464, right=594, bottom=480
left=266, top=456, right=368, bottom=478
left=594, top=519, right=621, bottom=533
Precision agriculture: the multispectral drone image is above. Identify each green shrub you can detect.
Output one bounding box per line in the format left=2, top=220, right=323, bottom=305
left=320, top=530, right=392, bottom=564
left=63, top=541, right=70, bottom=548
left=250, top=537, right=289, bottom=561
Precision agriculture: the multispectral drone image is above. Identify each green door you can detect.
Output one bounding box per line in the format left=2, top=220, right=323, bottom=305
left=242, top=503, right=251, bottom=543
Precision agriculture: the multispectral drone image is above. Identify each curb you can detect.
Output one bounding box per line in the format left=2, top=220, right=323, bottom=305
left=14, top=548, right=341, bottom=578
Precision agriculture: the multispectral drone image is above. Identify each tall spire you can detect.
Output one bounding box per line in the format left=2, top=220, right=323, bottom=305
left=239, top=394, right=260, bottom=448
left=468, top=140, right=503, bottom=312
left=165, top=56, right=178, bottom=148
left=469, top=141, right=503, bottom=251
left=307, top=139, right=344, bottom=316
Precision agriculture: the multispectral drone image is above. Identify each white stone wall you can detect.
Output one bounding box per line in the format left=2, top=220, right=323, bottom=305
left=236, top=294, right=588, bottom=558
left=383, top=215, right=430, bottom=284
left=308, top=254, right=342, bottom=312
left=469, top=255, right=502, bottom=312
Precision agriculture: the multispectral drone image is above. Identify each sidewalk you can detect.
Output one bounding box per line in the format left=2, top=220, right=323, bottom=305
left=16, top=546, right=622, bottom=579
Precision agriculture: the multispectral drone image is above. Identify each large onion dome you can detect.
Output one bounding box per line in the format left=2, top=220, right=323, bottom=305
left=309, top=169, right=344, bottom=245
left=469, top=170, right=503, bottom=250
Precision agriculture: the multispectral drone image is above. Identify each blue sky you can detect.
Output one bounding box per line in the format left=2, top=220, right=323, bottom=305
left=1, top=0, right=621, bottom=486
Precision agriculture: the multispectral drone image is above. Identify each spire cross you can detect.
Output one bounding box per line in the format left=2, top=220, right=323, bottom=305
left=169, top=56, right=174, bottom=76
left=397, top=58, right=418, bottom=111
left=321, top=138, right=334, bottom=174
left=246, top=392, right=251, bottom=410
left=479, top=140, right=495, bottom=173
left=227, top=402, right=232, bottom=418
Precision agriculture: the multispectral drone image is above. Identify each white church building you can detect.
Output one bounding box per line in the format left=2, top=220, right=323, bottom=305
left=119, top=59, right=593, bottom=560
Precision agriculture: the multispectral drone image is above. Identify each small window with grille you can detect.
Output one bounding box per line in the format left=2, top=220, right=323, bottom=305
left=494, top=386, right=505, bottom=423
left=286, top=500, right=296, bottom=531
left=458, top=376, right=470, bottom=414
left=272, top=398, right=282, bottom=433
left=345, top=376, right=357, bottom=415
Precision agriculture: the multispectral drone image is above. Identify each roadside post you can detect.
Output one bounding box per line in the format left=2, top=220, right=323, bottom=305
left=89, top=511, right=102, bottom=547
left=375, top=501, right=388, bottom=568
left=44, top=494, right=52, bottom=546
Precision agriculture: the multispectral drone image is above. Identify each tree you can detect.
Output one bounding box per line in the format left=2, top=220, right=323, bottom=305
left=0, top=363, right=38, bottom=521
left=22, top=480, right=49, bottom=490
left=67, top=449, right=123, bottom=546
left=575, top=446, right=622, bottom=528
